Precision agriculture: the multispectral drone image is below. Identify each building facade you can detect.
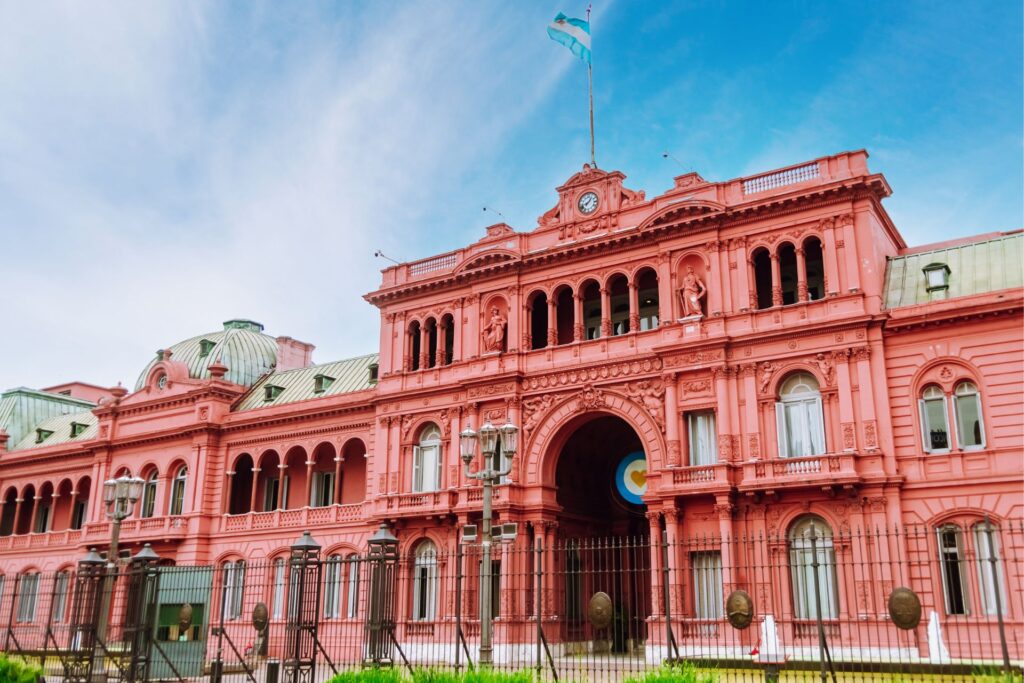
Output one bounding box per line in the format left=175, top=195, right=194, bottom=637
left=0, top=150, right=1021, bottom=662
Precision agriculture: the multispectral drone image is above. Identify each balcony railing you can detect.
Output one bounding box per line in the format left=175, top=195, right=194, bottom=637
left=83, top=516, right=189, bottom=542
left=739, top=452, right=859, bottom=493
left=221, top=503, right=367, bottom=532
left=670, top=463, right=731, bottom=491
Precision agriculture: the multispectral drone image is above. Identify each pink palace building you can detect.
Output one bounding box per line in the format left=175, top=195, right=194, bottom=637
left=0, top=149, right=1021, bottom=665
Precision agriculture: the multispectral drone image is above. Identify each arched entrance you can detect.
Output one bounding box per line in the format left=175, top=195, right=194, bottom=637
left=549, top=413, right=652, bottom=655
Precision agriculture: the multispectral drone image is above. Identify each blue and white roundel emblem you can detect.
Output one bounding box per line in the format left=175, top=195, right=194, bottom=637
left=615, top=451, right=648, bottom=505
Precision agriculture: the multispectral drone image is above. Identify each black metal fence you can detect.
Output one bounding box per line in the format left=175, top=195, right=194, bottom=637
left=1, top=520, right=1021, bottom=682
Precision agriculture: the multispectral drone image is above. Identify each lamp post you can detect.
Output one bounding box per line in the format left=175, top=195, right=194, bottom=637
left=93, top=474, right=144, bottom=681
left=459, top=420, right=518, bottom=667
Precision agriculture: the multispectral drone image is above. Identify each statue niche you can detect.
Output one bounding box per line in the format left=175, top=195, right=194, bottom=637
left=676, top=263, right=708, bottom=319
left=481, top=297, right=508, bottom=354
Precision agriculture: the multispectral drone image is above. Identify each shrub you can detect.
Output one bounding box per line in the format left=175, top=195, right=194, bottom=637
left=0, top=653, right=42, bottom=683
left=623, top=662, right=719, bottom=683
left=327, top=668, right=405, bottom=683
left=413, top=670, right=532, bottom=683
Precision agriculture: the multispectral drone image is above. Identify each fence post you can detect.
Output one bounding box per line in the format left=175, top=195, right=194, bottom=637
left=364, top=523, right=400, bottom=667
left=455, top=541, right=463, bottom=672
left=983, top=516, right=1012, bottom=673
left=661, top=537, right=675, bottom=664
left=535, top=538, right=542, bottom=678
left=286, top=531, right=322, bottom=683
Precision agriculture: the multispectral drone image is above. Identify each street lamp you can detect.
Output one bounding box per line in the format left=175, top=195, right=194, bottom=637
left=93, top=474, right=144, bottom=680
left=459, top=420, right=518, bottom=667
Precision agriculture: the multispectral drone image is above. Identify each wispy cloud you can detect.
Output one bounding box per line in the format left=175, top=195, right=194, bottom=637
left=0, top=2, right=571, bottom=390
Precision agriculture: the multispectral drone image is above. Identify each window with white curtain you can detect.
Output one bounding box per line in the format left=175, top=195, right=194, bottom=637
left=919, top=385, right=950, bottom=452
left=345, top=554, right=360, bottom=618
left=169, top=466, right=187, bottom=515
left=412, top=425, right=443, bottom=493
left=141, top=470, right=158, bottom=518
left=973, top=522, right=1006, bottom=616
left=776, top=373, right=826, bottom=458
left=789, top=516, right=838, bottom=619
left=53, top=571, right=70, bottom=622
left=311, top=471, right=336, bottom=507
left=954, top=382, right=985, bottom=449
left=938, top=525, right=968, bottom=615
left=16, top=573, right=39, bottom=623
left=412, top=541, right=437, bottom=621
left=222, top=561, right=245, bottom=620
left=272, top=558, right=286, bottom=619
left=686, top=411, right=718, bottom=466
left=323, top=555, right=342, bottom=618
left=691, top=552, right=723, bottom=619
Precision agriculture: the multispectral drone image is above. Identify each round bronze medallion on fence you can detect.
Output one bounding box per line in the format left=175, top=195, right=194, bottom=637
left=588, top=591, right=613, bottom=630
left=177, top=602, right=193, bottom=632
left=888, top=587, right=922, bottom=630
left=726, top=590, right=754, bottom=630
left=252, top=602, right=269, bottom=632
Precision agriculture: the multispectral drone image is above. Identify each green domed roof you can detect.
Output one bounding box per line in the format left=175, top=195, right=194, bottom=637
left=134, top=319, right=279, bottom=390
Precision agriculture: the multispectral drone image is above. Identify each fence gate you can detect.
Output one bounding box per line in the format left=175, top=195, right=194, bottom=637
left=285, top=532, right=323, bottom=683
left=363, top=524, right=399, bottom=667
left=60, top=549, right=107, bottom=681
left=120, top=547, right=161, bottom=683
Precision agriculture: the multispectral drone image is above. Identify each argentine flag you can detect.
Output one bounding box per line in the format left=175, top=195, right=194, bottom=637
left=547, top=12, right=591, bottom=64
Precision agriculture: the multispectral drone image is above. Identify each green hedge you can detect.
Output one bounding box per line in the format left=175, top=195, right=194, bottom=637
left=0, top=653, right=42, bottom=683
left=327, top=670, right=532, bottom=683
left=623, top=663, right=719, bottom=683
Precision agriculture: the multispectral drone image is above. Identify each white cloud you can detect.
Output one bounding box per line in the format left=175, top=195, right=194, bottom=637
left=0, top=2, right=571, bottom=390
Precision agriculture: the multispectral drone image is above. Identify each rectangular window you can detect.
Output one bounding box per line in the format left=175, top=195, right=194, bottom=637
left=264, top=476, right=289, bottom=511
left=412, top=563, right=436, bottom=621
left=170, top=478, right=186, bottom=516
left=53, top=572, right=70, bottom=622
left=222, top=562, right=245, bottom=620
left=478, top=559, right=500, bottom=620
left=938, top=527, right=968, bottom=615
left=686, top=411, right=718, bottom=466
left=413, top=445, right=441, bottom=493
left=272, top=560, right=286, bottom=619
left=346, top=559, right=360, bottom=618
left=955, top=394, right=985, bottom=449
left=16, top=574, right=39, bottom=623
left=323, top=558, right=342, bottom=618
left=638, top=289, right=659, bottom=331
left=311, top=472, right=335, bottom=507
left=777, top=398, right=825, bottom=458
left=973, top=524, right=1006, bottom=616
left=71, top=500, right=87, bottom=530
left=691, top=552, right=723, bottom=619
left=920, top=397, right=950, bottom=452
left=34, top=504, right=51, bottom=533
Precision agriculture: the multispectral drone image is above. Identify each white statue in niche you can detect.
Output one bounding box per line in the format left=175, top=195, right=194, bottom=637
left=677, top=265, right=707, bottom=317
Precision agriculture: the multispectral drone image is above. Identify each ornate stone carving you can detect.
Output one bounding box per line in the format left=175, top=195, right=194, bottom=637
left=401, top=414, right=415, bottom=439
left=864, top=420, right=878, bottom=449
left=677, top=265, right=707, bottom=317
left=482, top=307, right=506, bottom=353
left=621, top=379, right=666, bottom=430
left=575, top=384, right=606, bottom=411
left=758, top=363, right=775, bottom=394
left=748, top=434, right=761, bottom=458
left=522, top=395, right=556, bottom=436
left=667, top=440, right=681, bottom=467
left=438, top=409, right=451, bottom=437
left=682, top=379, right=711, bottom=394
left=815, top=353, right=835, bottom=385
left=538, top=203, right=561, bottom=227
left=841, top=422, right=856, bottom=450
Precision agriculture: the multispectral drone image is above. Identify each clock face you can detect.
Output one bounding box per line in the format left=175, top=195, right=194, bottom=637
left=577, top=191, right=599, bottom=215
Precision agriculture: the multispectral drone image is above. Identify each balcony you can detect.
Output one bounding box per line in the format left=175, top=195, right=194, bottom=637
left=220, top=503, right=367, bottom=532
left=738, top=453, right=860, bottom=496
left=83, top=516, right=190, bottom=543
left=668, top=463, right=733, bottom=494
left=0, top=528, right=84, bottom=551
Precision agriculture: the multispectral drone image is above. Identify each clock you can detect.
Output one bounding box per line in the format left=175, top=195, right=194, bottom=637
left=577, top=191, right=599, bottom=215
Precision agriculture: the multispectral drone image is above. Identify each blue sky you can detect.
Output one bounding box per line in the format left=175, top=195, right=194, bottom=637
left=0, top=1, right=1021, bottom=391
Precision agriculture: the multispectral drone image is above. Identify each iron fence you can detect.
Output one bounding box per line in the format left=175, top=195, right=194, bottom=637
left=0, top=519, right=1021, bottom=682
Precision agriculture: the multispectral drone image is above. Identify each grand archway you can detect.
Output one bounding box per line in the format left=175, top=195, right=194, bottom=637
left=547, top=412, right=652, bottom=654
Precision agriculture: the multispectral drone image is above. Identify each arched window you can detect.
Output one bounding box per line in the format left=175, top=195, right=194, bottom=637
left=529, top=291, right=549, bottom=350
left=412, top=541, right=437, bottom=621
left=426, top=318, right=438, bottom=369
left=408, top=321, right=422, bottom=371
left=345, top=553, right=360, bottom=618
left=972, top=522, right=1006, bottom=616
left=778, top=243, right=798, bottom=305
left=776, top=373, right=825, bottom=458
left=636, top=268, right=660, bottom=330
left=16, top=572, right=40, bottom=623
left=272, top=558, right=287, bottom=619
left=919, top=385, right=950, bottom=452
left=222, top=560, right=246, bottom=620
left=789, top=516, right=838, bottom=619
left=323, top=554, right=342, bottom=618
left=803, top=237, right=825, bottom=301
left=412, top=425, right=443, bottom=493
left=141, top=470, right=158, bottom=519
left=169, top=466, right=187, bottom=516
left=608, top=274, right=630, bottom=335
left=752, top=248, right=773, bottom=310
left=954, top=382, right=985, bottom=449
left=937, top=525, right=968, bottom=615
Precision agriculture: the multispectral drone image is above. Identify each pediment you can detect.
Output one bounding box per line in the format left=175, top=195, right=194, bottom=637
left=638, top=199, right=725, bottom=231
left=454, top=249, right=521, bottom=274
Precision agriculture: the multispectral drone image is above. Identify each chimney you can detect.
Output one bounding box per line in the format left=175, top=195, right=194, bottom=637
left=275, top=337, right=315, bottom=371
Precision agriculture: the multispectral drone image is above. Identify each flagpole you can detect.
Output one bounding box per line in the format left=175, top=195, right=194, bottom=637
left=587, top=4, right=595, bottom=167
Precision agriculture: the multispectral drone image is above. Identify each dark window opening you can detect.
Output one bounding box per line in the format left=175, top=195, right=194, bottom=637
left=530, top=293, right=548, bottom=350
left=804, top=238, right=825, bottom=301
left=753, top=249, right=773, bottom=309
left=779, top=243, right=798, bottom=305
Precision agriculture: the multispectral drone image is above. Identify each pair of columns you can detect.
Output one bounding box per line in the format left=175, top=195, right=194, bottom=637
left=535, top=282, right=643, bottom=346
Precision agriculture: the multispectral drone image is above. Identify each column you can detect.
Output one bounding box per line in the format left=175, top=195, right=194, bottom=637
left=841, top=213, right=861, bottom=293
left=436, top=323, right=447, bottom=367
left=821, top=218, right=841, bottom=296
left=656, top=253, right=674, bottom=323
left=304, top=459, right=315, bottom=506
left=662, top=505, right=682, bottom=615
left=707, top=241, right=723, bottom=315
left=573, top=294, right=584, bottom=342
left=663, top=373, right=681, bottom=467
left=746, top=259, right=758, bottom=310
left=12, top=498, right=22, bottom=534
left=599, top=287, right=611, bottom=337
left=277, top=464, right=287, bottom=510
left=770, top=253, right=782, bottom=307
left=734, top=238, right=751, bottom=312
left=835, top=350, right=856, bottom=451
left=715, top=498, right=736, bottom=593
left=67, top=491, right=78, bottom=530
left=628, top=282, right=639, bottom=333
left=714, top=368, right=731, bottom=463
left=28, top=496, right=39, bottom=533
left=249, top=468, right=261, bottom=512
left=647, top=512, right=664, bottom=618
left=452, top=300, right=464, bottom=362
left=718, top=243, right=732, bottom=315
left=333, top=456, right=343, bottom=505
left=393, top=313, right=407, bottom=373
left=854, top=347, right=878, bottom=451
left=546, top=297, right=557, bottom=346
left=741, top=365, right=761, bottom=459
left=153, top=474, right=169, bottom=519
left=222, top=470, right=234, bottom=515
left=419, top=324, right=430, bottom=369
left=522, top=302, right=533, bottom=350
left=506, top=287, right=520, bottom=354
left=796, top=248, right=808, bottom=302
